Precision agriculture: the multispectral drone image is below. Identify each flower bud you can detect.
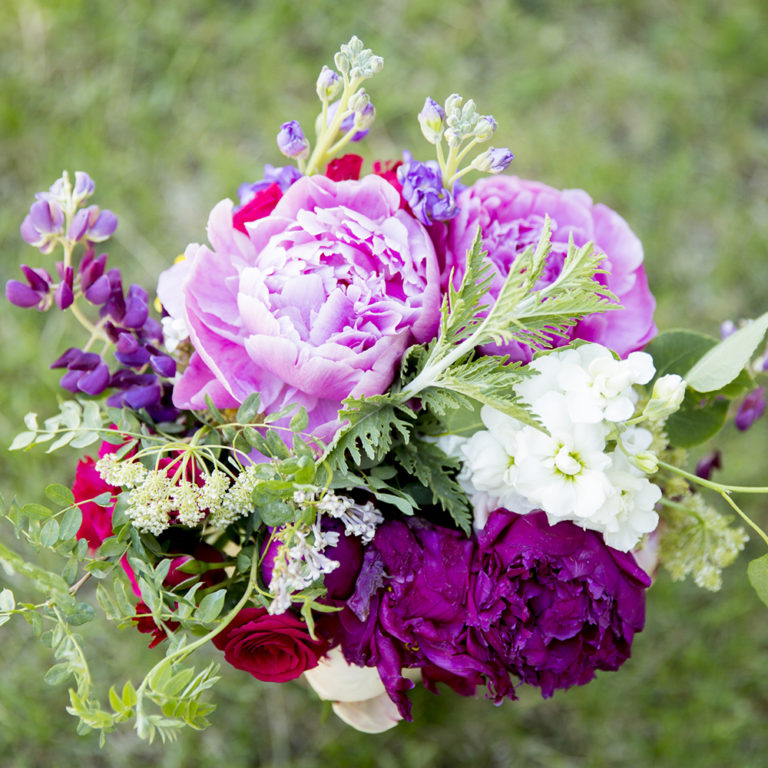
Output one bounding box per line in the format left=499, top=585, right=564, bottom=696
left=348, top=89, right=370, bottom=114
left=735, top=387, right=766, bottom=431
left=316, top=65, right=342, bottom=102
left=644, top=374, right=686, bottom=421
left=470, top=147, right=515, bottom=174
left=418, top=97, right=445, bottom=145
left=632, top=451, right=659, bottom=475
left=72, top=171, right=95, bottom=203
left=473, top=115, right=497, bottom=141
left=334, top=51, right=350, bottom=76
left=444, top=93, right=463, bottom=119
left=276, top=120, right=310, bottom=159
left=353, top=103, right=376, bottom=133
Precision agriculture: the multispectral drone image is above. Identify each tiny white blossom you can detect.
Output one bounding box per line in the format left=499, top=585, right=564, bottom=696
left=161, top=315, right=189, bottom=355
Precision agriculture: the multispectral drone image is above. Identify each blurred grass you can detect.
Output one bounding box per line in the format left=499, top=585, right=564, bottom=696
left=1, top=0, right=768, bottom=765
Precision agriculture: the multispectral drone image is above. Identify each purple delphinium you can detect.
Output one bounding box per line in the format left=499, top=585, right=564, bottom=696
left=472, top=509, right=650, bottom=698
left=397, top=160, right=458, bottom=226
left=735, top=387, right=766, bottom=431
left=335, top=518, right=515, bottom=720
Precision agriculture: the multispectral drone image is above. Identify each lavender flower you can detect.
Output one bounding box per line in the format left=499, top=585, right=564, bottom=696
left=397, top=160, right=458, bottom=225
left=735, top=387, right=766, bottom=431
left=277, top=121, right=310, bottom=159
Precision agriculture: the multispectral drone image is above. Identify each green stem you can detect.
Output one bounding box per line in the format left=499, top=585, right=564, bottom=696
left=718, top=490, right=768, bottom=548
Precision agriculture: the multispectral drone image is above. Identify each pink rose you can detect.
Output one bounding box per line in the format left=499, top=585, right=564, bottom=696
left=438, top=175, right=656, bottom=361
left=158, top=175, right=442, bottom=440
left=212, top=607, right=328, bottom=683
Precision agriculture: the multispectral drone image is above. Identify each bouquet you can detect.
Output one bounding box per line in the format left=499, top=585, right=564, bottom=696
left=3, top=36, right=768, bottom=740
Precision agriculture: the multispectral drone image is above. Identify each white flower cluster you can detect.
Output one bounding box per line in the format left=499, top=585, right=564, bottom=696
left=451, top=344, right=682, bottom=552
left=315, top=491, right=384, bottom=544
left=96, top=455, right=235, bottom=535
left=268, top=518, right=341, bottom=615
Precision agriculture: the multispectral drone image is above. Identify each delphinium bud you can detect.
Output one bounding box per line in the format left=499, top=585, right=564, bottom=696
left=276, top=121, right=310, bottom=159
left=418, top=97, right=445, bottom=145
left=316, top=65, right=342, bottom=102
left=470, top=147, right=515, bottom=174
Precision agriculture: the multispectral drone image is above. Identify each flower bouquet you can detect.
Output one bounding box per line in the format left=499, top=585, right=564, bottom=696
left=3, top=36, right=768, bottom=740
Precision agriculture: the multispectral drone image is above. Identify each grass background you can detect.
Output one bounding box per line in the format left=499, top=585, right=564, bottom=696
left=1, top=0, right=768, bottom=765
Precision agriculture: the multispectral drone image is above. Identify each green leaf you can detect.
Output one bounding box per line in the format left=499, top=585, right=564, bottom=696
left=46, top=431, right=76, bottom=453
left=41, top=518, right=61, bottom=547
left=9, top=431, right=36, bottom=451
left=70, top=431, right=99, bottom=449
left=236, top=392, right=262, bottom=423
left=686, top=312, right=768, bottom=393
left=46, top=483, right=76, bottom=507
left=665, top=393, right=729, bottom=448
left=0, top=588, right=15, bottom=611
left=747, top=554, right=768, bottom=608
left=59, top=508, right=83, bottom=541
left=22, top=503, right=53, bottom=521
left=92, top=492, right=114, bottom=506
left=44, top=663, right=73, bottom=686
left=196, top=589, right=226, bottom=623
left=65, top=601, right=95, bottom=626
left=289, top=407, right=309, bottom=433
left=259, top=500, right=295, bottom=526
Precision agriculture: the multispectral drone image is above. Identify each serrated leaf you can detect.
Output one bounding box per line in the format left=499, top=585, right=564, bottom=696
left=41, top=518, right=60, bottom=547
left=747, top=553, right=768, bottom=608
left=686, top=312, right=768, bottom=393
left=46, top=483, right=76, bottom=507
left=59, top=508, right=83, bottom=540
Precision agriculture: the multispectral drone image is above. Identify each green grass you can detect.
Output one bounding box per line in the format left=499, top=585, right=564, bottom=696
left=2, top=0, right=768, bottom=765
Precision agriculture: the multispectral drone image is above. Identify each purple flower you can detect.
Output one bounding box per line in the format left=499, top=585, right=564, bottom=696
left=51, top=348, right=111, bottom=396
left=696, top=450, right=722, bottom=480
left=397, top=161, right=458, bottom=226
left=439, top=176, right=657, bottom=361
left=157, top=175, right=442, bottom=440
left=67, top=205, right=118, bottom=244
left=418, top=97, right=446, bottom=144
left=735, top=387, right=766, bottom=431
left=20, top=200, right=64, bottom=253
left=277, top=121, right=310, bottom=159
left=327, top=99, right=374, bottom=142
left=476, top=147, right=514, bottom=174
left=54, top=264, right=74, bottom=310
left=472, top=509, right=650, bottom=698
left=237, top=164, right=303, bottom=205
left=6, top=265, right=53, bottom=309
left=336, top=519, right=514, bottom=721
left=72, top=171, right=95, bottom=202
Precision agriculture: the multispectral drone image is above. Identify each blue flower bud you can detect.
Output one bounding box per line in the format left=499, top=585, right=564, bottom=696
left=471, top=147, right=514, bottom=174
left=316, top=65, right=342, bottom=102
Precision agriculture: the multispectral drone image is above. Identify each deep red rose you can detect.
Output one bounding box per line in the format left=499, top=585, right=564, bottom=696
left=72, top=455, right=118, bottom=550
left=232, top=182, right=282, bottom=234
left=212, top=606, right=328, bottom=682
left=133, top=600, right=181, bottom=649
left=325, top=153, right=363, bottom=181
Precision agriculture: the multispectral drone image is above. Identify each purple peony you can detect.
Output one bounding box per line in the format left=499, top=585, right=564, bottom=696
left=157, top=175, right=441, bottom=440
left=472, top=509, right=650, bottom=698
left=437, top=176, right=657, bottom=361
left=336, top=518, right=514, bottom=720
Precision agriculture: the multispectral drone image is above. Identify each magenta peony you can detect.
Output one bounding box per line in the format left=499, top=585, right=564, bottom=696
left=157, top=174, right=442, bottom=440
left=437, top=176, right=657, bottom=361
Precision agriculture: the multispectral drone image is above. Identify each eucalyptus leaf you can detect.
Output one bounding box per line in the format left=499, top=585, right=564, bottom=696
left=686, top=312, right=768, bottom=392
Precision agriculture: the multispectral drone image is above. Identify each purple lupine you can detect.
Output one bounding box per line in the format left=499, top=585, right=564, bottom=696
left=52, top=348, right=111, bottom=396
left=696, top=450, right=722, bottom=480
left=276, top=121, right=310, bottom=159
left=6, top=266, right=54, bottom=309
left=20, top=199, right=65, bottom=253
left=397, top=160, right=458, bottom=225
left=735, top=387, right=766, bottom=431
left=54, top=264, right=74, bottom=310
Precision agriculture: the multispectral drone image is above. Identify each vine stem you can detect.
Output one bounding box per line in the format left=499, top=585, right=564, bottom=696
left=658, top=459, right=768, bottom=548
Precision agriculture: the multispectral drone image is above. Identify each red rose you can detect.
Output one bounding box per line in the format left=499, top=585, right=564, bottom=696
left=212, top=607, right=328, bottom=683
left=232, top=183, right=283, bottom=234
left=72, top=455, right=118, bottom=550
left=325, top=153, right=363, bottom=181
left=133, top=600, right=180, bottom=649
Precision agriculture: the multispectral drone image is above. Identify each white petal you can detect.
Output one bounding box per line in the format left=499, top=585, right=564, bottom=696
left=304, top=647, right=386, bottom=702
left=332, top=693, right=403, bottom=733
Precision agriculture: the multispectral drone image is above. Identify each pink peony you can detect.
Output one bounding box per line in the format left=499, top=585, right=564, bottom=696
left=158, top=175, right=442, bottom=440
left=437, top=176, right=657, bottom=361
